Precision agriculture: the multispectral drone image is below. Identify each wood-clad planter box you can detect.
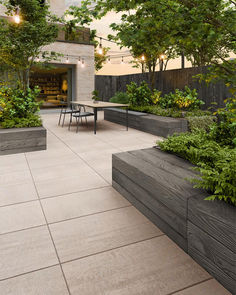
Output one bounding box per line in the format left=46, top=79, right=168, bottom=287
left=0, top=126, right=47, bottom=155
left=104, top=108, right=188, bottom=137
left=112, top=147, right=236, bottom=294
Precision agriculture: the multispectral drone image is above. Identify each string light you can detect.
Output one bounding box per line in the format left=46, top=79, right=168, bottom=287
left=160, top=54, right=166, bottom=60
left=121, top=56, right=124, bottom=64
left=141, top=55, right=145, bottom=61
left=66, top=55, right=69, bottom=63
left=13, top=7, right=21, bottom=24
left=98, top=37, right=103, bottom=55
left=81, top=58, right=85, bottom=68
left=108, top=57, right=111, bottom=64
left=77, top=56, right=81, bottom=64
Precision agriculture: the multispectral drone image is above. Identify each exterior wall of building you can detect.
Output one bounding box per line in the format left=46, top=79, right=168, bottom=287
left=49, top=0, right=66, bottom=17
left=0, top=1, right=95, bottom=102
left=43, top=41, right=95, bottom=101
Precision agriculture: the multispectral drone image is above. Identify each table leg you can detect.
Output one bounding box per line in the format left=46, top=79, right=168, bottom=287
left=126, top=107, right=129, bottom=131
left=94, top=108, right=97, bottom=134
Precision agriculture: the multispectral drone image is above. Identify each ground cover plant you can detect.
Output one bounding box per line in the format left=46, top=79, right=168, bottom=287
left=158, top=103, right=236, bottom=206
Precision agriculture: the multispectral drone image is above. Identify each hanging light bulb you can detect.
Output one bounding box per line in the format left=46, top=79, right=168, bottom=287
left=13, top=7, right=21, bottom=24
left=78, top=56, right=81, bottom=65
left=141, top=55, right=145, bottom=61
left=81, top=58, right=85, bottom=68
left=66, top=55, right=69, bottom=63
left=108, top=57, right=111, bottom=64
left=160, top=54, right=166, bottom=60
left=121, top=56, right=124, bottom=64
left=98, top=37, right=103, bottom=55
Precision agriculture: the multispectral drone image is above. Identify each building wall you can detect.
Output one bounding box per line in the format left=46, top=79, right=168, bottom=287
left=49, top=0, right=66, bottom=16
left=0, top=2, right=95, bottom=101
left=43, top=41, right=95, bottom=101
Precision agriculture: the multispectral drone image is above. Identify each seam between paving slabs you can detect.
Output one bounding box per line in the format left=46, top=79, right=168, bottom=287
left=24, top=153, right=72, bottom=295
left=0, top=204, right=133, bottom=237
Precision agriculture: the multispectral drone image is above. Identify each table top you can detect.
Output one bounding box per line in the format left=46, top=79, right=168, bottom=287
left=72, top=101, right=129, bottom=108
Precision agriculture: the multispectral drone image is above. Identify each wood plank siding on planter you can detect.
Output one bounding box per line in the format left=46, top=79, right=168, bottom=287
left=0, top=127, right=47, bottom=155
left=112, top=147, right=236, bottom=294
left=104, top=108, right=188, bottom=137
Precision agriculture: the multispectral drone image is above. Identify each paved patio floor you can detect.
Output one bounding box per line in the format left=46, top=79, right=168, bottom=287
left=0, top=112, right=230, bottom=295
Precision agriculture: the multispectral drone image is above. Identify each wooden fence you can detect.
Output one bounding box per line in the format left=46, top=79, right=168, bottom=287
left=95, top=66, right=230, bottom=109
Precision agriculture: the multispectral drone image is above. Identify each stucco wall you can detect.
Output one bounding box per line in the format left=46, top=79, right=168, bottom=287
left=49, top=0, right=66, bottom=16
left=43, top=41, right=95, bottom=101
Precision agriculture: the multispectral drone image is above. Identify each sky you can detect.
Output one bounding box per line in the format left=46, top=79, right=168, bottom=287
left=64, top=0, right=192, bottom=75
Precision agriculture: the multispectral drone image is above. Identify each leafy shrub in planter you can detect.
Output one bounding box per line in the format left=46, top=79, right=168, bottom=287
left=110, top=92, right=129, bottom=104
left=158, top=87, right=204, bottom=110
left=158, top=129, right=236, bottom=206
left=0, top=86, right=42, bottom=128
left=127, top=81, right=152, bottom=106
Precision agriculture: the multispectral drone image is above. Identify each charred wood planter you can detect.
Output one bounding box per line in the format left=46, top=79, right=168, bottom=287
left=0, top=126, right=47, bottom=155
left=104, top=108, right=188, bottom=137
left=112, top=147, right=236, bottom=294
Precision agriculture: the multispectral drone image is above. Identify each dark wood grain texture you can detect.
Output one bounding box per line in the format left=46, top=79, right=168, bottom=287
left=112, top=147, right=235, bottom=294
left=0, top=127, right=47, bottom=155
left=104, top=108, right=188, bottom=137
left=188, top=222, right=236, bottom=294
left=189, top=195, right=236, bottom=253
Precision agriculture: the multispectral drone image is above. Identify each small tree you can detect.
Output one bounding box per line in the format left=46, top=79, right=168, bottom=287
left=0, top=0, right=59, bottom=91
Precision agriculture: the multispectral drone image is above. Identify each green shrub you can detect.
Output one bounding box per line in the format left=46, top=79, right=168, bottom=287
left=129, top=105, right=211, bottom=119
left=187, top=115, right=216, bottom=132
left=158, top=130, right=236, bottom=206
left=159, top=87, right=204, bottom=110
left=110, top=92, right=129, bottom=104
left=127, top=81, right=152, bottom=106
left=1, top=114, right=42, bottom=129
left=0, top=86, right=42, bottom=128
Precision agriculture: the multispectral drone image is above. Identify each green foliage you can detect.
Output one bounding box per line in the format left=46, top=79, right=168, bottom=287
left=159, top=87, right=204, bottom=110
left=187, top=116, right=216, bottom=132
left=0, top=0, right=59, bottom=91
left=127, top=81, right=153, bottom=107
left=129, top=105, right=210, bottom=118
left=110, top=92, right=129, bottom=104
left=91, top=90, right=100, bottom=101
left=158, top=130, right=236, bottom=206
left=151, top=89, right=162, bottom=105
left=1, top=114, right=42, bottom=129
left=95, top=0, right=236, bottom=90
left=0, top=85, right=42, bottom=128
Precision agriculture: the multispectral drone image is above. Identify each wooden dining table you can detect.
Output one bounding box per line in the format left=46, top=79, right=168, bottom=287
left=72, top=101, right=129, bottom=134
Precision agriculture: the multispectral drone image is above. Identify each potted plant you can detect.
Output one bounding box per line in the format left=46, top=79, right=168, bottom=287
left=92, top=90, right=100, bottom=103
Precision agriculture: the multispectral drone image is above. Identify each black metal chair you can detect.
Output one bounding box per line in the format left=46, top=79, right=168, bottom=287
left=68, top=106, right=94, bottom=133
left=58, top=102, right=81, bottom=127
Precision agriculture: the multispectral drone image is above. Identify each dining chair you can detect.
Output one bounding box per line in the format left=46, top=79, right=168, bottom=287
left=68, top=106, right=94, bottom=133
left=58, top=102, right=80, bottom=127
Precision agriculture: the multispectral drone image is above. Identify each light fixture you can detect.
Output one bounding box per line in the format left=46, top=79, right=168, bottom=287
left=78, top=56, right=81, bottom=64
left=98, top=37, right=103, bottom=55
left=141, top=55, right=145, bottom=61
left=121, top=56, right=124, bottom=64
left=160, top=54, right=166, bottom=60
left=13, top=7, right=21, bottom=24
left=66, top=55, right=69, bottom=63
left=81, top=58, right=85, bottom=68
left=108, top=57, right=111, bottom=64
